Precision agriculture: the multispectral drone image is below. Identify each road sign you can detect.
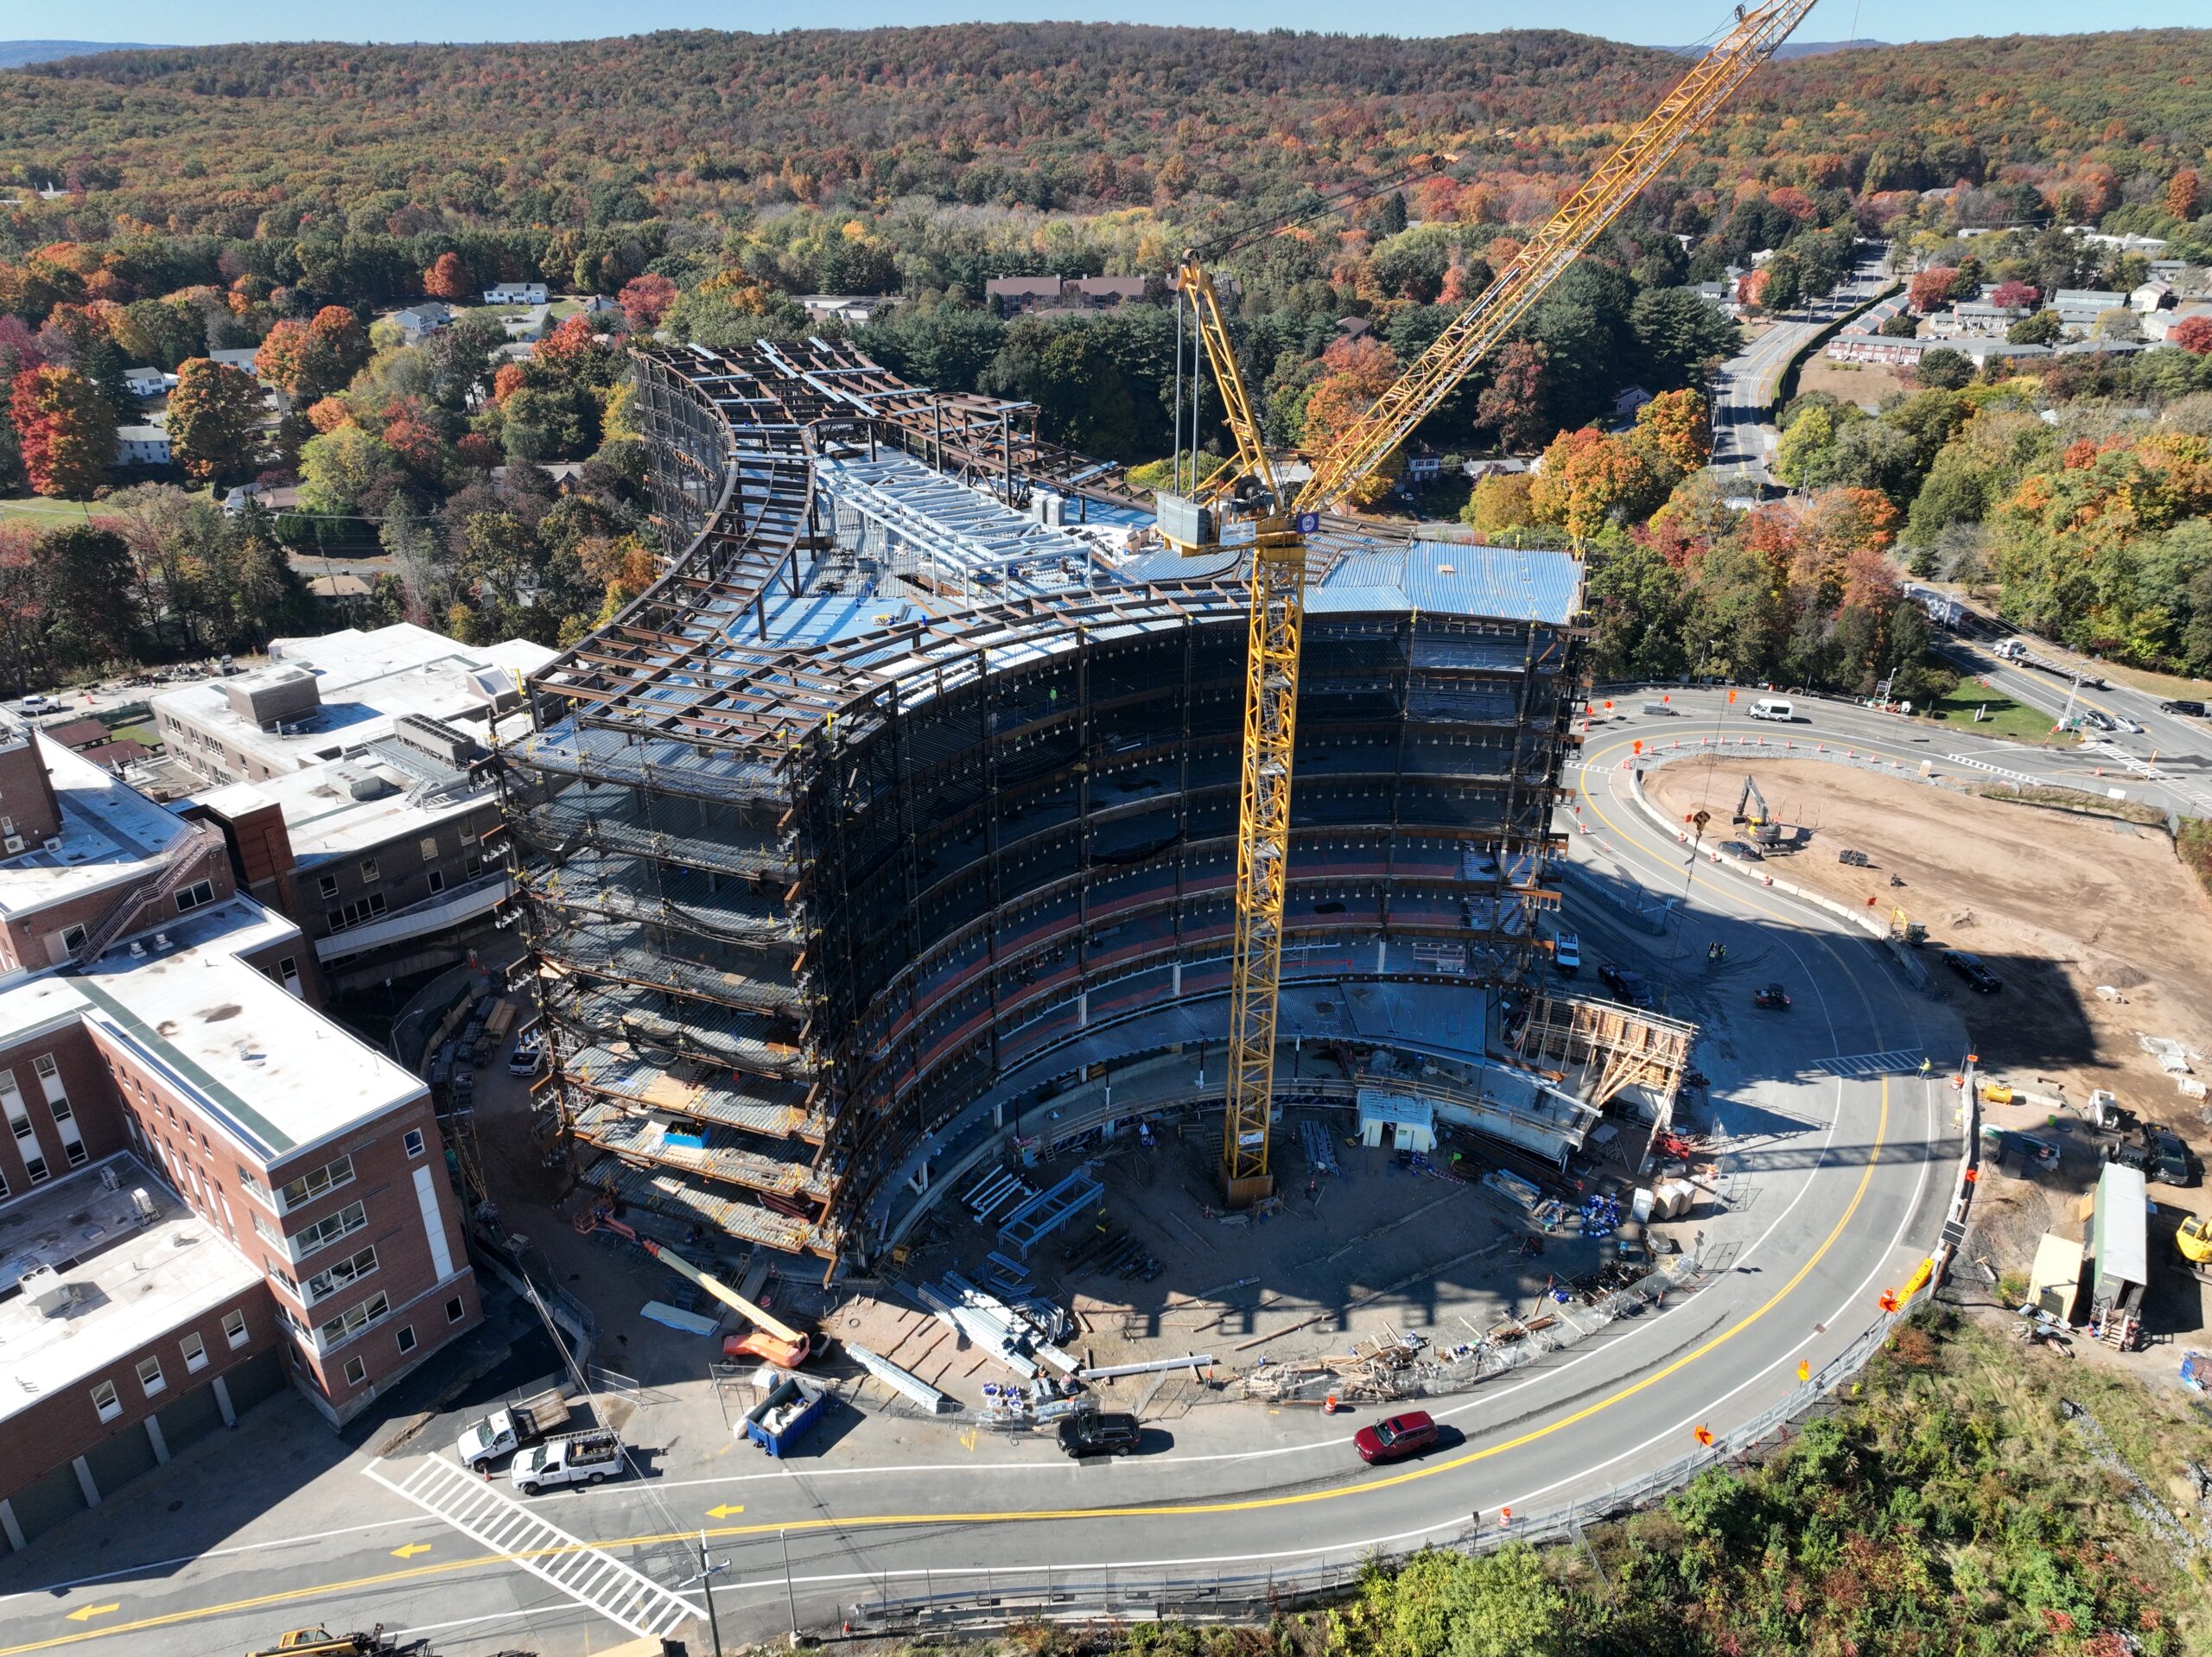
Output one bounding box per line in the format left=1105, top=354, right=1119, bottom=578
left=1693, top=809, right=1711, bottom=829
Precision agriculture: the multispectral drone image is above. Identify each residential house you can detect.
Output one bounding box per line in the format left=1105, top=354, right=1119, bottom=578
left=205, top=348, right=261, bottom=379
left=114, top=426, right=171, bottom=467
left=2145, top=302, right=2212, bottom=345
left=2052, top=289, right=2128, bottom=337
left=580, top=295, right=625, bottom=321
left=2130, top=282, right=2176, bottom=315
left=482, top=282, right=548, bottom=306
left=391, top=303, right=460, bottom=344
left=1334, top=316, right=1374, bottom=340
left=983, top=275, right=1153, bottom=316
left=122, top=366, right=168, bottom=400
left=1928, top=300, right=2023, bottom=339
left=798, top=295, right=904, bottom=326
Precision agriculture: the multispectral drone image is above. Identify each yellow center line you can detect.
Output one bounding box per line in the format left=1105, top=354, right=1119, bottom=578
left=6, top=749, right=1909, bottom=1657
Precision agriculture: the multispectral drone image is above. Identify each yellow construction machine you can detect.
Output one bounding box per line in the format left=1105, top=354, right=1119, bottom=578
left=2179, top=1213, right=2212, bottom=1281
left=1162, top=0, right=1822, bottom=1203
left=245, top=1628, right=397, bottom=1657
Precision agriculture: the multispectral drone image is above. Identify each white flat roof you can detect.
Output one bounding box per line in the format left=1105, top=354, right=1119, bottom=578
left=150, top=623, right=555, bottom=777
left=50, top=898, right=425, bottom=1162
left=197, top=759, right=499, bottom=866
left=0, top=1153, right=263, bottom=1425
left=0, top=734, right=196, bottom=919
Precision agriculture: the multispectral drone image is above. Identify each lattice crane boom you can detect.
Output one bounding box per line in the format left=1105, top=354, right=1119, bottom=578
left=1295, top=0, right=1821, bottom=511
left=1187, top=0, right=1818, bottom=1203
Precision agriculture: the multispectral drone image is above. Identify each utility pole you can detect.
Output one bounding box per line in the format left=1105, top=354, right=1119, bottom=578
left=686, top=1530, right=728, bottom=1657
left=781, top=1526, right=799, bottom=1647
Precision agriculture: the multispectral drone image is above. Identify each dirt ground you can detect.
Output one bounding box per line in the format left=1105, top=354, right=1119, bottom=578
left=828, top=1115, right=1693, bottom=1412
left=1649, top=757, right=2212, bottom=1372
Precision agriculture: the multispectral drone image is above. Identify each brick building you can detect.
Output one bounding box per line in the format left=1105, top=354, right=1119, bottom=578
left=0, top=713, right=480, bottom=1553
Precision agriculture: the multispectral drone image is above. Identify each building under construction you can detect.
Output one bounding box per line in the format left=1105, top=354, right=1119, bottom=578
left=498, top=339, right=1593, bottom=1276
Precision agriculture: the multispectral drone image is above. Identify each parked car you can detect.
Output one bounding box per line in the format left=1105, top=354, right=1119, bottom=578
left=1553, top=931, right=1580, bottom=975
left=512, top=1429, right=622, bottom=1495
left=1598, top=964, right=1651, bottom=1007
left=1942, top=950, right=2002, bottom=994
left=1718, top=840, right=1764, bottom=861
left=508, top=1026, right=545, bottom=1076
left=15, top=695, right=58, bottom=716
left=1057, top=1412, right=1142, bottom=1458
left=1354, top=1411, right=1440, bottom=1465
left=2145, top=1123, right=2196, bottom=1186
left=1753, top=983, right=1792, bottom=1010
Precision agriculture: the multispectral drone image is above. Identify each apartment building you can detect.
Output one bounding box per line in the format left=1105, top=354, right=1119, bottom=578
left=0, top=714, right=480, bottom=1553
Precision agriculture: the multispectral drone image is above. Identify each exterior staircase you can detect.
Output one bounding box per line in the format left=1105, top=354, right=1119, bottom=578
left=71, top=822, right=226, bottom=968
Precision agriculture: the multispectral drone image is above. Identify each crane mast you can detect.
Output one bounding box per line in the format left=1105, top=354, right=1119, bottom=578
left=1177, top=0, right=1818, bottom=1203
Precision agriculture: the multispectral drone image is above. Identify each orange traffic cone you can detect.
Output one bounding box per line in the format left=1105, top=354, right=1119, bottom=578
left=1324, top=1393, right=1340, bottom=1415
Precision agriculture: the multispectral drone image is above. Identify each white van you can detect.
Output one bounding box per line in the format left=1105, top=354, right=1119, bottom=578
left=1749, top=698, right=1795, bottom=723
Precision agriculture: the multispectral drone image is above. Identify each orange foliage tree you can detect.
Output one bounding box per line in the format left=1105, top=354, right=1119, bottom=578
left=1296, top=335, right=1402, bottom=510
left=10, top=365, right=111, bottom=497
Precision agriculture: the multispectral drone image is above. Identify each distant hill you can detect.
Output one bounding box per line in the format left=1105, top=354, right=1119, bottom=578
left=1771, top=39, right=1889, bottom=57
left=0, top=24, right=2205, bottom=233
left=0, top=40, right=165, bottom=69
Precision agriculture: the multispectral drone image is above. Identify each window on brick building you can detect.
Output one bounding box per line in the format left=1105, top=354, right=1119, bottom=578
left=223, top=1309, right=249, bottom=1349
left=181, top=1331, right=207, bottom=1372
left=396, top=1325, right=417, bottom=1355
left=92, top=1380, right=121, bottom=1422
left=136, top=1355, right=165, bottom=1397
left=344, top=1355, right=368, bottom=1387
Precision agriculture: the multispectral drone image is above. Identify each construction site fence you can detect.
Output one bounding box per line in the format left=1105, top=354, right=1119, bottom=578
left=845, top=1295, right=1922, bottom=1635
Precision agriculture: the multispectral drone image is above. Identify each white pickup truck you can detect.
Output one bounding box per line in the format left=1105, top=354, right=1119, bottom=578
left=1553, top=931, right=1580, bottom=975
left=512, top=1429, right=623, bottom=1495
left=454, top=1387, right=570, bottom=1473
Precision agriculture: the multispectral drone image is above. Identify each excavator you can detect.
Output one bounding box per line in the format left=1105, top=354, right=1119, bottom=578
left=1160, top=0, right=1822, bottom=1204
left=575, top=1199, right=816, bottom=1367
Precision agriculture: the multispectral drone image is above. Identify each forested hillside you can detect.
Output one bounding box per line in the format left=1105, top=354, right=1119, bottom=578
left=1, top=24, right=2211, bottom=689
left=4, top=28, right=2209, bottom=232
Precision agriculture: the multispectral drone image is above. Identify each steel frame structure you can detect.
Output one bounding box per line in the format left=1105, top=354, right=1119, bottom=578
left=502, top=340, right=1584, bottom=1272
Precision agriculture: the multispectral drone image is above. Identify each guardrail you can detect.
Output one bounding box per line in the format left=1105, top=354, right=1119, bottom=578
left=846, top=1299, right=1924, bottom=1636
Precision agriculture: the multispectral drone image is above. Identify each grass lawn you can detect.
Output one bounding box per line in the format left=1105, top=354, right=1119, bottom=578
left=1916, top=682, right=2075, bottom=746
left=0, top=497, right=94, bottom=526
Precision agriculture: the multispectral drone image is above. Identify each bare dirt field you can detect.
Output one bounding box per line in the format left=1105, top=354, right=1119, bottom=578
left=1649, top=756, right=2212, bottom=1370
left=1795, top=356, right=1910, bottom=409
left=1649, top=757, right=2212, bottom=1103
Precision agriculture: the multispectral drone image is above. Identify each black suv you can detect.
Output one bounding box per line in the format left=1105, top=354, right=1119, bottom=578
left=1598, top=964, right=1652, bottom=1007
left=2158, top=699, right=2206, bottom=717
left=1057, top=1412, right=1141, bottom=1458
left=2145, top=1123, right=2196, bottom=1186
left=1942, top=950, right=2002, bottom=994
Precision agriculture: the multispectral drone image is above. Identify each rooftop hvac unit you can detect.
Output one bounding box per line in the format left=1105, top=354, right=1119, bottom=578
left=99, top=1164, right=122, bottom=1190
left=19, top=1264, right=73, bottom=1317
left=42, top=838, right=60, bottom=852
left=3, top=836, right=20, bottom=854
left=154, top=932, right=171, bottom=949
left=130, top=1186, right=158, bottom=1223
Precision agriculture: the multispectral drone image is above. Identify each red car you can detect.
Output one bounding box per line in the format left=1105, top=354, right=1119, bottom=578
left=1353, top=1410, right=1439, bottom=1464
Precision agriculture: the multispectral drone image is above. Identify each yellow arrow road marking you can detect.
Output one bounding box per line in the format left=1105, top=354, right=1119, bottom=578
left=706, top=1504, right=745, bottom=1519
left=60, top=1609, right=117, bottom=1625
left=390, top=1543, right=432, bottom=1559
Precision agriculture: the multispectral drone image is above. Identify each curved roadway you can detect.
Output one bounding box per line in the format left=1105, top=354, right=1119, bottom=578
left=0, top=693, right=2002, bottom=1657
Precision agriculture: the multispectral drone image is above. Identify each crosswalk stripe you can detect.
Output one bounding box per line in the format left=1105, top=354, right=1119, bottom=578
left=1812, top=1048, right=1925, bottom=1077
left=365, top=1454, right=699, bottom=1638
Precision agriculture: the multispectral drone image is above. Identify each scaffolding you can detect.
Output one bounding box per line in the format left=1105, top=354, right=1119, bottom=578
left=1513, top=994, right=1697, bottom=1152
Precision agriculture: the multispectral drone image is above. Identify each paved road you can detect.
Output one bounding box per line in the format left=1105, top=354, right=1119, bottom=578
left=0, top=697, right=1968, bottom=1657
left=1708, top=254, right=1895, bottom=492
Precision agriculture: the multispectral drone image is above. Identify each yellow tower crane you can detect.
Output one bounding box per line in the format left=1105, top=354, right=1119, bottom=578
left=1169, top=0, right=1822, bottom=1203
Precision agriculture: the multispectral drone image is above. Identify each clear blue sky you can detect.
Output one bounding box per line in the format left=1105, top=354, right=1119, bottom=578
left=29, top=0, right=2212, bottom=49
